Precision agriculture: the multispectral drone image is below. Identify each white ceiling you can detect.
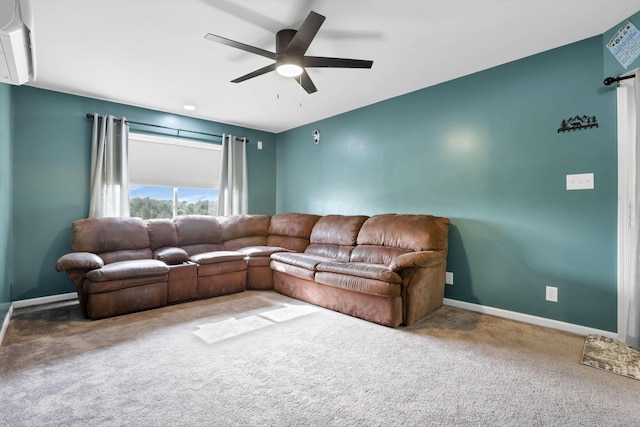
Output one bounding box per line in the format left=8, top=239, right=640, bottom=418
left=23, top=0, right=640, bottom=133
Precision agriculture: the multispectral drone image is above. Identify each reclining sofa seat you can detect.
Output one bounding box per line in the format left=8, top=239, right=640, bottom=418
left=171, top=215, right=247, bottom=298
left=145, top=218, right=198, bottom=303
left=271, top=214, right=450, bottom=327
left=55, top=217, right=170, bottom=320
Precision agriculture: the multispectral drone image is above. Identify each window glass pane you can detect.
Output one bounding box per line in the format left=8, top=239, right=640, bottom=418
left=176, top=188, right=219, bottom=216
left=130, top=186, right=174, bottom=219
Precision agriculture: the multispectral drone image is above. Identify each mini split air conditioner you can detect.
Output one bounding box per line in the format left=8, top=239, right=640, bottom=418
left=0, top=0, right=32, bottom=85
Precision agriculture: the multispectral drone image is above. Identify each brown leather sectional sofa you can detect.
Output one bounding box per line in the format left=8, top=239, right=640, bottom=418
left=56, top=213, right=450, bottom=327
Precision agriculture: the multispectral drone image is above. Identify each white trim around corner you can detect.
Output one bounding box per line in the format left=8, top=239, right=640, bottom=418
left=0, top=303, right=13, bottom=347
left=443, top=298, right=618, bottom=339
left=12, top=292, right=78, bottom=309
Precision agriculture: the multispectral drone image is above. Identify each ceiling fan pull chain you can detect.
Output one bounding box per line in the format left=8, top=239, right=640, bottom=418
left=299, top=74, right=302, bottom=108
left=276, top=73, right=280, bottom=99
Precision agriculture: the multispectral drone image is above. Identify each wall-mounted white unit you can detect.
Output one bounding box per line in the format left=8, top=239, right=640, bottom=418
left=0, top=0, right=32, bottom=85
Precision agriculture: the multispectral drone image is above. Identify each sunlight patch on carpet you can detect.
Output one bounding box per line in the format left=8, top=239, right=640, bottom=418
left=194, top=316, right=272, bottom=344
left=581, top=334, right=640, bottom=381
left=258, top=303, right=318, bottom=322
left=193, top=303, right=319, bottom=344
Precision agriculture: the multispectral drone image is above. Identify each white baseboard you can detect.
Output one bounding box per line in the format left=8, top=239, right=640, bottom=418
left=1, top=293, right=78, bottom=347
left=12, top=292, right=78, bottom=309
left=443, top=298, right=618, bottom=339
left=1, top=293, right=618, bottom=345
left=0, top=303, right=13, bottom=347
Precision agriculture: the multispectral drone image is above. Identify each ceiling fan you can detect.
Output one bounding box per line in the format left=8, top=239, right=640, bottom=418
left=204, top=11, right=373, bottom=94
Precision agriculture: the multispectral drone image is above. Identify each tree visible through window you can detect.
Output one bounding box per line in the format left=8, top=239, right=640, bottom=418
left=129, top=186, right=218, bottom=219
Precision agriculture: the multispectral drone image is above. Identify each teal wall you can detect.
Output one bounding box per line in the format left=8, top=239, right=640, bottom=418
left=276, top=36, right=618, bottom=331
left=11, top=86, right=276, bottom=300
left=0, top=83, right=12, bottom=326
left=603, top=12, right=640, bottom=80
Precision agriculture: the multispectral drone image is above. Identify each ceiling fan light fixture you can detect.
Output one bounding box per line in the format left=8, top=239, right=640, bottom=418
left=276, top=63, right=303, bottom=77
left=205, top=11, right=373, bottom=94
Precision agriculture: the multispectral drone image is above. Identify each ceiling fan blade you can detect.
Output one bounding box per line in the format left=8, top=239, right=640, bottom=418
left=205, top=33, right=276, bottom=60
left=231, top=63, right=276, bottom=83
left=296, top=69, right=318, bottom=94
left=285, top=11, right=326, bottom=56
left=303, top=56, right=373, bottom=69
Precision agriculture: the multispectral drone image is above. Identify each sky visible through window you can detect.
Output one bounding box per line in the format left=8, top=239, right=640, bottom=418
left=130, top=186, right=218, bottom=202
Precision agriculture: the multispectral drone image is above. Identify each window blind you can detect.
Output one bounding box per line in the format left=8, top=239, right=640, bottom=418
left=128, top=133, right=222, bottom=188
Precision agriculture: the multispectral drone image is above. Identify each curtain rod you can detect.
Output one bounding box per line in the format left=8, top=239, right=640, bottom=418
left=603, top=74, right=636, bottom=86
left=85, top=113, right=248, bottom=142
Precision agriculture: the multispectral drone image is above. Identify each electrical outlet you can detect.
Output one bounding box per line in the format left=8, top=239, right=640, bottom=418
left=545, top=286, right=558, bottom=302
left=445, top=272, right=454, bottom=285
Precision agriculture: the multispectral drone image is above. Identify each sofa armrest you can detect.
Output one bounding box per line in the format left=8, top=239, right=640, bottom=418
left=153, top=246, right=189, bottom=265
left=56, top=252, right=104, bottom=272
left=389, top=251, right=444, bottom=271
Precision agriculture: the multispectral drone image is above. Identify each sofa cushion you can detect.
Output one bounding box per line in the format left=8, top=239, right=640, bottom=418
left=84, top=274, right=168, bottom=294
left=72, top=217, right=150, bottom=253
left=304, top=244, right=357, bottom=263
left=198, top=260, right=247, bottom=276
left=350, top=245, right=411, bottom=266
left=146, top=219, right=179, bottom=250
left=219, top=214, right=270, bottom=250
left=315, top=262, right=402, bottom=284
left=267, top=213, right=321, bottom=252
left=351, top=214, right=450, bottom=265
left=174, top=215, right=222, bottom=251
left=189, top=251, right=245, bottom=265
left=356, top=214, right=450, bottom=252
left=270, top=252, right=334, bottom=270
left=304, top=215, right=367, bottom=262
left=97, top=248, right=153, bottom=265
left=314, top=272, right=401, bottom=298
left=181, top=243, right=225, bottom=257
left=85, top=259, right=169, bottom=282
left=270, top=261, right=316, bottom=281
left=237, top=246, right=292, bottom=257
left=309, top=215, right=369, bottom=245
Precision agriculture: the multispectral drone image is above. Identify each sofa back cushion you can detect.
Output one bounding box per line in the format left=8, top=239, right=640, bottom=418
left=173, top=215, right=224, bottom=256
left=305, top=215, right=369, bottom=262
left=146, top=218, right=179, bottom=250
left=72, top=217, right=152, bottom=264
left=351, top=214, right=450, bottom=265
left=219, top=214, right=270, bottom=250
left=267, top=213, right=321, bottom=252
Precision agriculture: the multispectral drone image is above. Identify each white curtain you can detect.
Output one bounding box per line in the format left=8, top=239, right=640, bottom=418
left=88, top=114, right=130, bottom=217
left=617, top=69, right=640, bottom=348
left=217, top=134, right=248, bottom=215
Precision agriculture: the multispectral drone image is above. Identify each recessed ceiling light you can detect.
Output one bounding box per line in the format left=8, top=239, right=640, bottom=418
left=184, top=105, right=196, bottom=111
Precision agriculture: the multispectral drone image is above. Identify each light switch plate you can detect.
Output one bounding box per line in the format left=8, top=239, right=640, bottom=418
left=566, top=173, right=594, bottom=190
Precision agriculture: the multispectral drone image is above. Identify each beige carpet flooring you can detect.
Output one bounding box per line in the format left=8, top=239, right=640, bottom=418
left=1, top=291, right=640, bottom=426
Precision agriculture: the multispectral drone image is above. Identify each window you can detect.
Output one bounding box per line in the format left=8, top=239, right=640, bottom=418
left=128, top=133, right=221, bottom=219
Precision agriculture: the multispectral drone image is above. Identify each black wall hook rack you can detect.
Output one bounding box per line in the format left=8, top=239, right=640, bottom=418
left=557, top=115, right=598, bottom=133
